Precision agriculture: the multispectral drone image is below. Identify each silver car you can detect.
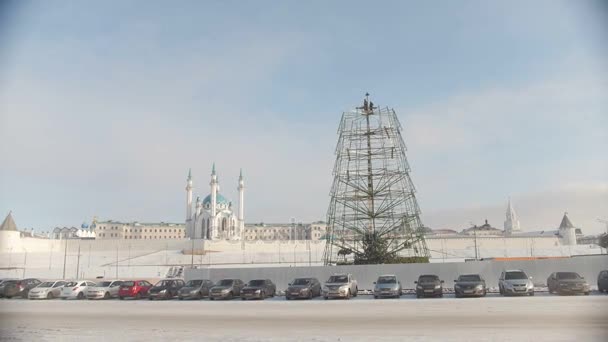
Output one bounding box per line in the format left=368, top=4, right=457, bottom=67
left=87, top=280, right=123, bottom=300
left=178, top=279, right=214, bottom=300
left=28, top=280, right=66, bottom=299
left=323, top=274, right=358, bottom=300
left=499, top=270, right=534, bottom=296
left=373, top=275, right=402, bottom=299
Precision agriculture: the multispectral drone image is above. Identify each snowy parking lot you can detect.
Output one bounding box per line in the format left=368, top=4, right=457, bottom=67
left=0, top=292, right=606, bottom=341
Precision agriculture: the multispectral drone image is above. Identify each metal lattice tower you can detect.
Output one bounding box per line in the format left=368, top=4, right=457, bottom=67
left=323, top=94, right=429, bottom=265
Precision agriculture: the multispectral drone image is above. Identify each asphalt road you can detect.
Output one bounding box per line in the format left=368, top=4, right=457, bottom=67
left=1, top=293, right=607, bottom=341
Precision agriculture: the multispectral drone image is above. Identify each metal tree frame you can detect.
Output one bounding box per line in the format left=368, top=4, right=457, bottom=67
left=323, top=96, right=429, bottom=264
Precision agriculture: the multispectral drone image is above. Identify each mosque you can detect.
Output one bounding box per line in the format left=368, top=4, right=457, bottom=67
left=185, top=164, right=244, bottom=240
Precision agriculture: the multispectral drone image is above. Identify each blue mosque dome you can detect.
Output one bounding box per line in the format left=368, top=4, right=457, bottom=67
left=81, top=222, right=89, bottom=229
left=202, top=193, right=230, bottom=206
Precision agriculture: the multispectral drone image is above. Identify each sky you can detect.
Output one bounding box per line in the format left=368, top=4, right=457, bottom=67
left=0, top=0, right=607, bottom=234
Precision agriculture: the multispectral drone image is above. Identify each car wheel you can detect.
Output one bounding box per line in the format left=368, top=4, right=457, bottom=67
left=374, top=295, right=378, bottom=299
left=346, top=289, right=351, bottom=300
left=353, top=288, right=358, bottom=297
left=135, top=293, right=141, bottom=300
left=455, top=293, right=461, bottom=298
left=308, top=291, right=313, bottom=300
left=104, top=292, right=110, bottom=300
left=584, top=292, right=590, bottom=296
left=47, top=292, right=53, bottom=299
left=227, top=292, right=233, bottom=300
left=77, top=292, right=84, bottom=300
left=119, top=296, right=124, bottom=300
left=324, top=296, right=328, bottom=300
left=285, top=296, right=290, bottom=300
left=210, top=297, right=214, bottom=301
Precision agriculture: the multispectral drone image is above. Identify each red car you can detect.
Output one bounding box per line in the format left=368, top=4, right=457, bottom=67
left=118, top=280, right=153, bottom=300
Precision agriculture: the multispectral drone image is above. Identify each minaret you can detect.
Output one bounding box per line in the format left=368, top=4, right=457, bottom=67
left=186, top=169, right=193, bottom=221
left=210, top=163, right=218, bottom=238
left=504, top=198, right=520, bottom=235
left=237, top=169, right=245, bottom=237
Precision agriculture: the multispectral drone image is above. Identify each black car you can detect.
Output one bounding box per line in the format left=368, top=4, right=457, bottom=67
left=454, top=274, right=487, bottom=298
left=415, top=274, right=444, bottom=298
left=285, top=278, right=322, bottom=300
left=148, top=279, right=185, bottom=300
left=598, top=270, right=608, bottom=293
left=241, top=279, right=277, bottom=300
left=0, top=278, right=42, bottom=298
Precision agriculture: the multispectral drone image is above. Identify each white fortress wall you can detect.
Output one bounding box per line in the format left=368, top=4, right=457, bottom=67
left=1, top=234, right=602, bottom=280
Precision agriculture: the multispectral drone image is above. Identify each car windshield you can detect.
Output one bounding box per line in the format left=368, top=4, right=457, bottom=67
left=248, top=280, right=266, bottom=286
left=293, top=279, right=310, bottom=286
left=186, top=280, right=203, bottom=286
left=459, top=275, right=481, bottom=282
left=121, top=281, right=134, bottom=287
left=39, top=282, right=54, bottom=287
left=97, top=281, right=112, bottom=287
left=65, top=282, right=78, bottom=287
left=155, top=280, right=174, bottom=287
left=377, top=277, right=396, bottom=284
left=419, top=276, right=439, bottom=283
left=218, top=280, right=234, bottom=286
left=557, top=272, right=580, bottom=280
left=328, top=275, right=348, bottom=283
left=505, top=272, right=528, bottom=280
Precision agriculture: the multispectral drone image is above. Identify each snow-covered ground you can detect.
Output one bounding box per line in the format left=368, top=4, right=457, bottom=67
left=1, top=292, right=606, bottom=341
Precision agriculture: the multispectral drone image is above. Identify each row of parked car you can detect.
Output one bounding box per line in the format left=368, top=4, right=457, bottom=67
left=1, top=269, right=606, bottom=300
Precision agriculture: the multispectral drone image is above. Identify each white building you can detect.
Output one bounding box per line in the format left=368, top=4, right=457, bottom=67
left=504, top=198, right=521, bottom=235
left=52, top=223, right=96, bottom=239
left=93, top=220, right=185, bottom=240
left=186, top=164, right=244, bottom=240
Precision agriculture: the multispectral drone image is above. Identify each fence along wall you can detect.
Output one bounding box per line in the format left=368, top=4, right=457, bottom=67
left=185, top=255, right=608, bottom=290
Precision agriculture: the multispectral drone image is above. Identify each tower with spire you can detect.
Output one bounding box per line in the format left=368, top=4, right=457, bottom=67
left=504, top=198, right=521, bottom=235
left=557, top=212, right=577, bottom=246
left=185, top=164, right=244, bottom=240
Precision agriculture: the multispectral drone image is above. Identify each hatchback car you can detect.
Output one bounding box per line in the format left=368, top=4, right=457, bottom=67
left=547, top=272, right=590, bottom=295
left=373, top=275, right=402, bottom=299
left=86, top=280, right=123, bottom=300
left=454, top=274, right=487, bottom=298
left=28, top=280, right=66, bottom=299
left=178, top=279, right=214, bottom=300
left=499, top=270, right=534, bottom=296
left=597, top=270, right=608, bottom=293
left=209, top=279, right=245, bottom=300
left=148, top=279, right=185, bottom=300
left=285, top=278, right=322, bottom=300
left=0, top=279, right=42, bottom=299
left=415, top=274, right=444, bottom=298
left=241, top=279, right=276, bottom=300
left=118, top=280, right=153, bottom=299
left=60, top=280, right=97, bottom=299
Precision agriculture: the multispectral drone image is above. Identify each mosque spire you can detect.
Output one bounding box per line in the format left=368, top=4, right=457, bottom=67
left=212, top=162, right=216, bottom=175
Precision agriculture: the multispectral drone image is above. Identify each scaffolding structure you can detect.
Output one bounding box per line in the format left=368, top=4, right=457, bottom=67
left=323, top=95, right=429, bottom=264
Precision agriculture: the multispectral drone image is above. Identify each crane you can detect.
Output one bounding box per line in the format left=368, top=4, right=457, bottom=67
left=598, top=218, right=608, bottom=234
